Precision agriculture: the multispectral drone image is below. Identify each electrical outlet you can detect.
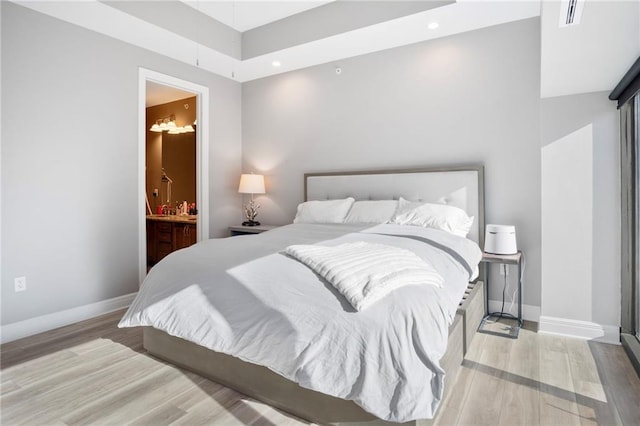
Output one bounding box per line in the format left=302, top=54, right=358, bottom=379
left=14, top=276, right=26, bottom=292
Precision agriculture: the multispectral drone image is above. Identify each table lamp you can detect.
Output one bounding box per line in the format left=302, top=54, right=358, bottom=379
left=238, top=173, right=265, bottom=226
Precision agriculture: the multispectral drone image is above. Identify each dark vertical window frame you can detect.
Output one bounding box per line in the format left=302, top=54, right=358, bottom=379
left=610, top=57, right=640, bottom=108
left=636, top=96, right=640, bottom=342
left=619, top=99, right=637, bottom=334
left=611, top=56, right=640, bottom=376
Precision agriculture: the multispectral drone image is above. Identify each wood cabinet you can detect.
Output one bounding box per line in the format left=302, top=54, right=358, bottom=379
left=173, top=222, right=197, bottom=250
left=147, top=219, right=197, bottom=266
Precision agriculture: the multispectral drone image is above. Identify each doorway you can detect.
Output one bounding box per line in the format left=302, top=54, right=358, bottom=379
left=138, top=68, right=210, bottom=284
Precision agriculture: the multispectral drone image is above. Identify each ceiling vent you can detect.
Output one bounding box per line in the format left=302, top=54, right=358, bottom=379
left=559, top=0, right=585, bottom=27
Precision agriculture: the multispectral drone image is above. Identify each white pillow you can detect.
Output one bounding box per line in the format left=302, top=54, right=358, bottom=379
left=389, top=197, right=423, bottom=222
left=344, top=200, right=398, bottom=224
left=293, top=198, right=355, bottom=224
left=390, top=197, right=474, bottom=237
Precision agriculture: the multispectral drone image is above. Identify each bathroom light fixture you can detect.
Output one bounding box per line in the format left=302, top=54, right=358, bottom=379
left=150, top=114, right=195, bottom=134
left=167, top=125, right=195, bottom=135
left=238, top=173, right=266, bottom=226
left=428, top=22, right=439, bottom=30
left=272, top=61, right=281, bottom=67
left=150, top=115, right=177, bottom=132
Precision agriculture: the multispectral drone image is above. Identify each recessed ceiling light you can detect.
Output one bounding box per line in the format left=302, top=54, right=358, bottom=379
left=428, top=22, right=439, bottom=30
left=272, top=61, right=281, bottom=67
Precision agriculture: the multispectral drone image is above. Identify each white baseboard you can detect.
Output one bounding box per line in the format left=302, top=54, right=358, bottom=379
left=488, top=300, right=540, bottom=322
left=0, top=292, right=137, bottom=344
left=539, top=316, right=620, bottom=345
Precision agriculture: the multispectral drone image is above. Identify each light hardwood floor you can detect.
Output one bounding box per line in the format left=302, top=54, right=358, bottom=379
left=1, top=311, right=639, bottom=425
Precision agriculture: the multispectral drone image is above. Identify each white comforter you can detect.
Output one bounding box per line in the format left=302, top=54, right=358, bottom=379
left=285, top=241, right=444, bottom=311
left=119, top=223, right=481, bottom=422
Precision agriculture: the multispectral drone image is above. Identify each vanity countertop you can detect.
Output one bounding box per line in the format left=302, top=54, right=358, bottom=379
left=146, top=214, right=197, bottom=223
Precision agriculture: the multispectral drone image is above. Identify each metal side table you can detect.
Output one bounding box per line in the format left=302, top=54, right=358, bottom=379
left=478, top=250, right=524, bottom=338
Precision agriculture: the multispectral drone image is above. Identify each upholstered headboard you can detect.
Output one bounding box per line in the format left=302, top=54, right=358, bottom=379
left=304, top=166, right=485, bottom=246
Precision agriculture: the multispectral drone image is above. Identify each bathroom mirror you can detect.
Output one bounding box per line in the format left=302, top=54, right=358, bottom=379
left=146, top=95, right=197, bottom=212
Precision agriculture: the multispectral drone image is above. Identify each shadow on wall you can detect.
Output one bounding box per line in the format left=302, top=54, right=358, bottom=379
left=540, top=91, right=620, bottom=337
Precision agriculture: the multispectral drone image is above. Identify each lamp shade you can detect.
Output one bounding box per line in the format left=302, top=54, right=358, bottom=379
left=238, top=174, right=265, bottom=194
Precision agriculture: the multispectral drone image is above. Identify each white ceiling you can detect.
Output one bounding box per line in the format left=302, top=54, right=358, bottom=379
left=15, top=0, right=542, bottom=82
left=13, top=1, right=638, bottom=99
left=181, top=0, right=335, bottom=32
left=239, top=0, right=541, bottom=81
left=540, top=0, right=640, bottom=98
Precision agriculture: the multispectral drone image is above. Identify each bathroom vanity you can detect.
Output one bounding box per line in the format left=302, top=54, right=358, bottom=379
left=146, top=215, right=197, bottom=267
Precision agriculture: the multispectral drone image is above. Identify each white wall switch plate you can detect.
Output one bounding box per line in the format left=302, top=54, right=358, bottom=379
left=14, top=276, right=26, bottom=292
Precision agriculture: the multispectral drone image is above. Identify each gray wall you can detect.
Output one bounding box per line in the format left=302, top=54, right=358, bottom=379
left=242, top=18, right=542, bottom=310
left=1, top=2, right=242, bottom=326
left=540, top=92, right=620, bottom=330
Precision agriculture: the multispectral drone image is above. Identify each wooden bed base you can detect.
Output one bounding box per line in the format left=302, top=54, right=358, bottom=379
left=143, top=281, right=484, bottom=425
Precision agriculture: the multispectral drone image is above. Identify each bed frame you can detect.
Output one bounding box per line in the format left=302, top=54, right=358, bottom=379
left=143, top=165, right=486, bottom=425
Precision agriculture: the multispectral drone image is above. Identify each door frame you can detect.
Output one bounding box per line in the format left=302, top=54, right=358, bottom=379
left=138, top=68, right=210, bottom=285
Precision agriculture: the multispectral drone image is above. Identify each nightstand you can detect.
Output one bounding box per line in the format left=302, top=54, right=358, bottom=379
left=228, top=224, right=279, bottom=236
left=478, top=251, right=524, bottom=338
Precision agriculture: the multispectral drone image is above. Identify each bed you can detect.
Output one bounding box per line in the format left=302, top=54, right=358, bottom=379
left=121, top=166, right=486, bottom=425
